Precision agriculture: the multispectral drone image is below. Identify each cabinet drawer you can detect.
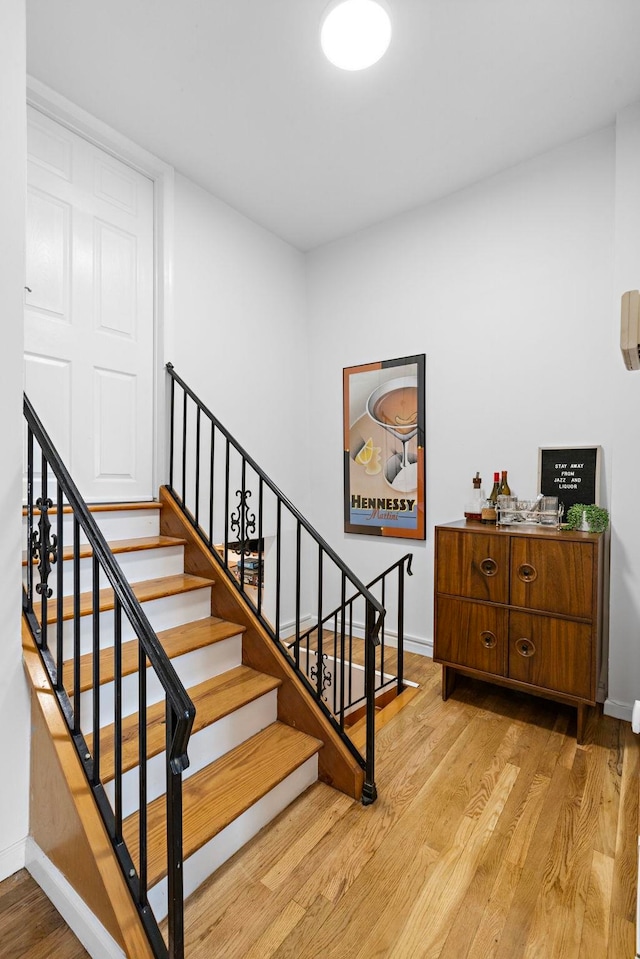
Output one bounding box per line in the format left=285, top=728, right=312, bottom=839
left=510, top=538, right=593, bottom=619
left=508, top=611, right=592, bottom=700
left=435, top=596, right=507, bottom=676
left=436, top=529, right=509, bottom=604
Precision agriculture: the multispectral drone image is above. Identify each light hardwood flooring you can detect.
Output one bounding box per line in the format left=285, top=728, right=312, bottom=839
left=177, top=651, right=639, bottom=959
left=3, top=651, right=639, bottom=958
left=0, top=869, right=89, bottom=958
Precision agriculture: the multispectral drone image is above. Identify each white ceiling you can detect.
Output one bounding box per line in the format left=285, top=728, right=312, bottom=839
left=26, top=0, right=640, bottom=251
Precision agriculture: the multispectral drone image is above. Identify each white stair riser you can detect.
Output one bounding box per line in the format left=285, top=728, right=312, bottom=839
left=56, top=587, right=213, bottom=658
left=23, top=508, right=161, bottom=545
left=77, top=634, right=244, bottom=730
left=24, top=545, right=185, bottom=596
left=104, top=690, right=279, bottom=819
left=147, top=756, right=318, bottom=921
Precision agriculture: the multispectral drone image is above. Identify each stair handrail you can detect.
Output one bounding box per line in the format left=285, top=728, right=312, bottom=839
left=165, top=363, right=387, bottom=803
left=23, top=393, right=195, bottom=959
left=295, top=553, right=413, bottom=643
left=290, top=551, right=413, bottom=705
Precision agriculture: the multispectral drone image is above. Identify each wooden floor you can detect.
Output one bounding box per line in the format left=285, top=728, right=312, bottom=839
left=3, top=651, right=639, bottom=958
left=177, top=652, right=640, bottom=959
left=0, top=869, right=89, bottom=958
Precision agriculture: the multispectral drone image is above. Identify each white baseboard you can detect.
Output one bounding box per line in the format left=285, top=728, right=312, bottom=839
left=277, top=613, right=433, bottom=659
left=0, top=836, right=27, bottom=882
left=405, top=635, right=433, bottom=658
left=25, top=838, right=126, bottom=959
left=603, top=698, right=633, bottom=723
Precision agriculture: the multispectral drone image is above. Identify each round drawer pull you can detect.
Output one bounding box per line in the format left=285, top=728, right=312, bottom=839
left=517, top=563, right=538, bottom=583
left=480, top=630, right=497, bottom=649
left=515, top=638, right=536, bottom=658
left=480, top=557, right=498, bottom=577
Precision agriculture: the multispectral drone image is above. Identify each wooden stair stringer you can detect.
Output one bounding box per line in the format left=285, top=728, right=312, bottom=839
left=159, top=486, right=365, bottom=801
left=22, top=618, right=154, bottom=959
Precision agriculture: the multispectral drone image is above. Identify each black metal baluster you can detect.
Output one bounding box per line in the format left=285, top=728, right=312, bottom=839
left=195, top=405, right=201, bottom=530
left=166, top=705, right=185, bottom=959
left=338, top=574, right=346, bottom=728
left=169, top=364, right=175, bottom=493
left=39, top=451, right=49, bottom=651
left=92, top=554, right=101, bottom=785
left=294, top=521, right=301, bottom=670
left=239, top=458, right=246, bottom=593
left=224, top=439, right=230, bottom=566
left=138, top=639, right=148, bottom=904
left=380, top=577, right=386, bottom=687
left=114, top=597, right=123, bottom=841
left=362, top=600, right=377, bottom=805
left=73, top=516, right=81, bottom=733
left=332, top=612, right=338, bottom=714
left=397, top=559, right=406, bottom=693
left=316, top=545, right=323, bottom=701
left=181, top=387, right=187, bottom=510
left=275, top=499, right=281, bottom=640
left=208, top=419, right=215, bottom=548
left=257, top=478, right=263, bottom=618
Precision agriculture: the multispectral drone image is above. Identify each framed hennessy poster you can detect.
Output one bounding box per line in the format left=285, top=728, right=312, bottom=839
left=343, top=354, right=426, bottom=539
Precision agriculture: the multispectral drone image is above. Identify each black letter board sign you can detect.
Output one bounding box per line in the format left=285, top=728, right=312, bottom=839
left=537, top=446, right=601, bottom=516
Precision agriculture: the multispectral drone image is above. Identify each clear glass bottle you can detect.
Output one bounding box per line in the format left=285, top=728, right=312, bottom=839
left=464, top=472, right=484, bottom=522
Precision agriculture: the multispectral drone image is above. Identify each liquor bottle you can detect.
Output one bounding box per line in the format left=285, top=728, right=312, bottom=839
left=464, top=472, right=484, bottom=522
left=481, top=472, right=500, bottom=524
left=497, top=470, right=511, bottom=497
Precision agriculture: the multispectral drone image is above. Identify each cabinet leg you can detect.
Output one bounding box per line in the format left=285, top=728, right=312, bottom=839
left=442, top=665, right=457, bottom=701
left=576, top=704, right=588, bottom=744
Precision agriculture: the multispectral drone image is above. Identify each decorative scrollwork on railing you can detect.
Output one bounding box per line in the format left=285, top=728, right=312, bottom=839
left=229, top=489, right=256, bottom=556
left=31, top=496, right=58, bottom=598
left=310, top=651, right=332, bottom=701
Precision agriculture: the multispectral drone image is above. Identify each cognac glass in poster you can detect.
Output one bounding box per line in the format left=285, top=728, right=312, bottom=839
left=343, top=354, right=425, bottom=539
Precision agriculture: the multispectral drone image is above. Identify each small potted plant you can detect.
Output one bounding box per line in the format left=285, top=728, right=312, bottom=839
left=564, top=503, right=609, bottom=532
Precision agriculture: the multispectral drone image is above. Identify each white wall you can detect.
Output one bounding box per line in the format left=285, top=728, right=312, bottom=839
left=608, top=104, right=640, bottom=718
left=171, top=174, right=310, bottom=507
left=306, top=130, right=622, bottom=675
left=0, top=0, right=31, bottom=880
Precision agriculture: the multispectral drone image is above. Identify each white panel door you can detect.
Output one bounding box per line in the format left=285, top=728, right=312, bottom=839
left=25, top=106, right=155, bottom=502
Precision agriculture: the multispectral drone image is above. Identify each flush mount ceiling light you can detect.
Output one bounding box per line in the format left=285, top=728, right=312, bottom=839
left=320, top=0, right=392, bottom=71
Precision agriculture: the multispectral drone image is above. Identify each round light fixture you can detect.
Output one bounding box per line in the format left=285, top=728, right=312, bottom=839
left=320, top=0, right=392, bottom=71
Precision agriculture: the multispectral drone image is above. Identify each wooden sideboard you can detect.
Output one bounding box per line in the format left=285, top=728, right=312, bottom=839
left=433, top=520, right=608, bottom=742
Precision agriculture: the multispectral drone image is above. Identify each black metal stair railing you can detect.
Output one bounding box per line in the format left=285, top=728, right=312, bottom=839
left=22, top=394, right=195, bottom=959
left=287, top=552, right=413, bottom=725
left=165, top=363, right=411, bottom=803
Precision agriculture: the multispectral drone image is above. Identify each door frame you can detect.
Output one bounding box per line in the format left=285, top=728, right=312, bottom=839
left=26, top=75, right=174, bottom=501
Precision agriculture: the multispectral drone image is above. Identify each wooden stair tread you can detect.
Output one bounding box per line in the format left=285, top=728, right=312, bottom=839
left=63, top=616, right=245, bottom=694
left=123, top=722, right=323, bottom=887
left=90, top=666, right=282, bottom=782
left=40, top=573, right=214, bottom=624
left=349, top=683, right=421, bottom=749
left=23, top=501, right=162, bottom=516
left=23, top=534, right=186, bottom=567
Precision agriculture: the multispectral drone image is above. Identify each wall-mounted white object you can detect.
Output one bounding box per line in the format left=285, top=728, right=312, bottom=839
left=621, top=290, right=640, bottom=370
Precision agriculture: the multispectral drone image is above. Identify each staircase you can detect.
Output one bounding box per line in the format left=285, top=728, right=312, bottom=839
left=22, top=369, right=409, bottom=959
left=24, top=498, right=325, bottom=932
